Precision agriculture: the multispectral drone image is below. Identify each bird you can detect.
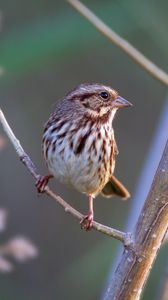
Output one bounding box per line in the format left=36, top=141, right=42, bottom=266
left=36, top=83, right=132, bottom=230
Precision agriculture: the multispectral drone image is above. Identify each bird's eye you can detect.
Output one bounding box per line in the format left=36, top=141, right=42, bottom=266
left=99, top=91, right=109, bottom=100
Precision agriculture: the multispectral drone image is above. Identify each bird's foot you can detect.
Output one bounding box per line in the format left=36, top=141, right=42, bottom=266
left=80, top=212, right=93, bottom=231
left=35, top=175, right=53, bottom=193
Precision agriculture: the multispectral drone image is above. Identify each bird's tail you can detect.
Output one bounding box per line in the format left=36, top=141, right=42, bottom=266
left=101, top=174, right=130, bottom=200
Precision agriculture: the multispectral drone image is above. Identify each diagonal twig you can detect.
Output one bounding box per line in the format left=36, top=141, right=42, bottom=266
left=0, top=108, right=132, bottom=246
left=67, top=0, right=168, bottom=86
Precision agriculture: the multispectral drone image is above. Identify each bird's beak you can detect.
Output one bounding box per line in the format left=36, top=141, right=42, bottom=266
left=113, top=96, right=132, bottom=108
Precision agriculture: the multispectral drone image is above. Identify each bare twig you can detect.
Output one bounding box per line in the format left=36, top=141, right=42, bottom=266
left=0, top=108, right=131, bottom=245
left=67, top=0, right=168, bottom=86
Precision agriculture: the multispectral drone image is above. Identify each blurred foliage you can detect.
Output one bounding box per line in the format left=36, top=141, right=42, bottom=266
left=0, top=1, right=168, bottom=300
left=1, top=1, right=168, bottom=81
left=0, top=1, right=138, bottom=80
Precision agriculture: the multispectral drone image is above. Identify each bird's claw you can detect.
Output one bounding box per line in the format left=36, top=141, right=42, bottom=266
left=80, top=213, right=93, bottom=231
left=35, top=175, right=53, bottom=193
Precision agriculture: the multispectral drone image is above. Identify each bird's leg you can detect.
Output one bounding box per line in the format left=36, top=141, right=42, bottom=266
left=35, top=174, right=53, bottom=193
left=80, top=195, right=94, bottom=231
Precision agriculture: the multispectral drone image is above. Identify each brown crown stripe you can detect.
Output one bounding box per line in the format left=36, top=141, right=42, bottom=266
left=70, top=92, right=95, bottom=102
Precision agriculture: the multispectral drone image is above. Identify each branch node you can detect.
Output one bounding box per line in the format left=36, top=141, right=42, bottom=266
left=65, top=206, right=70, bottom=213
left=124, top=232, right=134, bottom=248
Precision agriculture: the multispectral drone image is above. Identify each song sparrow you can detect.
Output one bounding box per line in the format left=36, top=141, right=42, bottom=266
left=36, top=83, right=132, bottom=230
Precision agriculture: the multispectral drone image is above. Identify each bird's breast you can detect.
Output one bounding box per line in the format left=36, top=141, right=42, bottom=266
left=43, top=121, right=115, bottom=195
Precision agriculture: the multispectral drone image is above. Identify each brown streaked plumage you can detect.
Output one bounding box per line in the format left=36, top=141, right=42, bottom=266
left=36, top=83, right=132, bottom=230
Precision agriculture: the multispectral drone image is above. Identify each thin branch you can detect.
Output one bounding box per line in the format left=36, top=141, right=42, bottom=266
left=67, top=0, right=168, bottom=86
left=0, top=108, right=131, bottom=246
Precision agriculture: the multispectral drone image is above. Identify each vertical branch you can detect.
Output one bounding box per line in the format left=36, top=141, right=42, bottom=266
left=103, top=140, right=168, bottom=300
left=102, top=99, right=168, bottom=298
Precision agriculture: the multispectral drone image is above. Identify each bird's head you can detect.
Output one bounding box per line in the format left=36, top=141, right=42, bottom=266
left=66, top=83, right=132, bottom=120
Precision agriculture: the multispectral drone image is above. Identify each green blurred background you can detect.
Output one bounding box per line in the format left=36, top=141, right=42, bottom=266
left=0, top=0, right=168, bottom=299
